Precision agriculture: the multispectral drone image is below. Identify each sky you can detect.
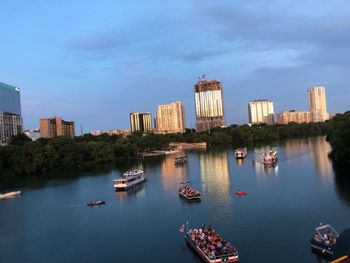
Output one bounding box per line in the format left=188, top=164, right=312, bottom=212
left=0, top=0, right=349, bottom=133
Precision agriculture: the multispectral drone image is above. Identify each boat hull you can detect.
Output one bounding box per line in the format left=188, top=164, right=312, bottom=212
left=114, top=178, right=146, bottom=191
left=0, top=191, right=21, bottom=199
left=185, top=235, right=239, bottom=263
left=310, top=239, right=334, bottom=257
left=179, top=192, right=201, bottom=202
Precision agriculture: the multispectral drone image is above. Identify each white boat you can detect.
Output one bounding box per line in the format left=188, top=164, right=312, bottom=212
left=113, top=169, right=146, bottom=191
left=263, top=150, right=278, bottom=166
left=0, top=190, right=21, bottom=199
left=234, top=147, right=247, bottom=159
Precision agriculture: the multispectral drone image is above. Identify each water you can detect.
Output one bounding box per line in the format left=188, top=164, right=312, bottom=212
left=1, top=137, right=349, bottom=263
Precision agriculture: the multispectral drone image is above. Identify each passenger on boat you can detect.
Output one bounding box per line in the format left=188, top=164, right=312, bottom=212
left=189, top=225, right=236, bottom=259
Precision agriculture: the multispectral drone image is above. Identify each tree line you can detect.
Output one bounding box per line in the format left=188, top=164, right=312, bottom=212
left=0, top=121, right=333, bottom=177
left=326, top=111, right=350, bottom=167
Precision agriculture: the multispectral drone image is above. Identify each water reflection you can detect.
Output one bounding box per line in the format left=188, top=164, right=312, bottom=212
left=282, top=137, right=332, bottom=181
left=161, top=154, right=189, bottom=191
left=114, top=184, right=146, bottom=202
left=235, top=158, right=246, bottom=167
left=199, top=150, right=231, bottom=202
left=334, top=166, right=350, bottom=206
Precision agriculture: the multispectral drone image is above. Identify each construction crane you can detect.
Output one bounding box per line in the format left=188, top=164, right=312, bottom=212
left=198, top=69, right=215, bottom=81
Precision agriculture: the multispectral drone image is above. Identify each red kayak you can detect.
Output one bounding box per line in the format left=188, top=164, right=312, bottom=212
left=235, top=191, right=248, bottom=196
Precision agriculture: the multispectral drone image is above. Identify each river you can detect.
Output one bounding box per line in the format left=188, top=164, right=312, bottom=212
left=1, top=136, right=349, bottom=263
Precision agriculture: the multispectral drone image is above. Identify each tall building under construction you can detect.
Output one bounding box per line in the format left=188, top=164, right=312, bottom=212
left=194, top=80, right=225, bottom=132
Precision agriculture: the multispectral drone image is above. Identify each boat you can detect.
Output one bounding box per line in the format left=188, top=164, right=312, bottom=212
left=179, top=182, right=201, bottom=201
left=185, top=225, right=239, bottom=262
left=113, top=169, right=146, bottom=191
left=310, top=224, right=338, bottom=257
left=87, top=200, right=106, bottom=207
left=175, top=156, right=187, bottom=166
left=263, top=150, right=278, bottom=166
left=235, top=190, right=248, bottom=196
left=234, top=147, right=247, bottom=159
left=0, top=190, right=21, bottom=200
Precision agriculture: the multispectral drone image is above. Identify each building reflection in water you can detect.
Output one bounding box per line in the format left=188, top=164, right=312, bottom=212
left=283, top=137, right=332, bottom=181
left=199, top=150, right=231, bottom=203
left=160, top=154, right=189, bottom=192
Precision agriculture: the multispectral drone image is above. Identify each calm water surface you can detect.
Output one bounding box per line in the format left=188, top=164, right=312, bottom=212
left=1, top=137, right=350, bottom=263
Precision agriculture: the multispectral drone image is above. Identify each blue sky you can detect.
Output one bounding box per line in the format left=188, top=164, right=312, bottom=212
left=1, top=0, right=349, bottom=132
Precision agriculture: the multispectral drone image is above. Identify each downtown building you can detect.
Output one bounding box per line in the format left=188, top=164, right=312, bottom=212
left=40, top=117, right=75, bottom=138
left=129, top=112, right=153, bottom=133
left=276, top=110, right=311, bottom=124
left=308, top=86, right=329, bottom=122
left=0, top=82, right=23, bottom=143
left=156, top=101, right=185, bottom=134
left=194, top=80, right=225, bottom=132
left=248, top=99, right=274, bottom=125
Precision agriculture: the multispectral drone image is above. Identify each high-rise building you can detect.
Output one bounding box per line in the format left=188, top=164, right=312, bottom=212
left=0, top=82, right=21, bottom=116
left=129, top=112, right=152, bottom=133
left=40, top=117, right=75, bottom=138
left=248, top=99, right=274, bottom=125
left=308, top=86, right=329, bottom=122
left=194, top=80, right=225, bottom=132
left=0, top=82, right=23, bottom=143
left=276, top=111, right=311, bottom=124
left=156, top=101, right=185, bottom=134
left=0, top=112, right=23, bottom=143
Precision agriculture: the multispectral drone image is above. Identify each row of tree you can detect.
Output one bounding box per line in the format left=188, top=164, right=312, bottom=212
left=326, top=111, right=350, bottom=167
left=0, top=121, right=332, bottom=177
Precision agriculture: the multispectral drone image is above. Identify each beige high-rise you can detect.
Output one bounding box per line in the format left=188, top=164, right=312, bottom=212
left=248, top=100, right=274, bottom=125
left=40, top=117, right=75, bottom=138
left=308, top=86, right=329, bottom=122
left=156, top=101, right=185, bottom=134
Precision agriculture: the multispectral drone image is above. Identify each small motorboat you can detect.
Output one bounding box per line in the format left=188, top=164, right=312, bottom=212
left=235, top=191, right=248, bottom=196
left=310, top=224, right=338, bottom=258
left=0, top=190, right=21, bottom=200
left=87, top=200, right=106, bottom=207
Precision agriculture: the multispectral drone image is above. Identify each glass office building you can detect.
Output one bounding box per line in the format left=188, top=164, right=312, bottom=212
left=0, top=82, right=21, bottom=115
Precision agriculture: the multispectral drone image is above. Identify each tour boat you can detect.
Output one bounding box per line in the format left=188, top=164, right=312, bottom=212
left=310, top=224, right=338, bottom=257
left=185, top=226, right=239, bottom=262
left=179, top=182, right=201, bottom=201
left=234, top=147, right=247, bottom=159
left=263, top=150, right=278, bottom=166
left=113, top=169, right=146, bottom=191
left=87, top=200, right=106, bottom=207
left=235, top=191, right=248, bottom=196
left=175, top=156, right=187, bottom=166
left=0, top=190, right=21, bottom=200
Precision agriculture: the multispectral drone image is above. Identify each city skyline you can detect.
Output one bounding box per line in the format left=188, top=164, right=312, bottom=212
left=1, top=1, right=349, bottom=131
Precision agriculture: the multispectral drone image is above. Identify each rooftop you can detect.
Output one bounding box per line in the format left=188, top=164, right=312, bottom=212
left=0, top=82, right=19, bottom=92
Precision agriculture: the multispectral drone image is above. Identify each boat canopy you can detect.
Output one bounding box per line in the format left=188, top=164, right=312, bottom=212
left=315, top=224, right=338, bottom=240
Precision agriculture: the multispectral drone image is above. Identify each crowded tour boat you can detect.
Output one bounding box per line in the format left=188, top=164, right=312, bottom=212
left=263, top=150, right=278, bottom=166
left=179, top=182, right=201, bottom=201
left=175, top=156, right=187, bottom=166
left=310, top=224, right=338, bottom=257
left=0, top=190, right=21, bottom=200
left=234, top=147, right=247, bottom=159
left=185, top=225, right=239, bottom=262
left=113, top=169, right=146, bottom=191
left=87, top=200, right=106, bottom=207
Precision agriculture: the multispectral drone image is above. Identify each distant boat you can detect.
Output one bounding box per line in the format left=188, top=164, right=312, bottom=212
left=0, top=190, right=21, bottom=200
left=263, top=150, right=278, bottom=166
left=114, top=169, right=146, bottom=191
left=175, top=156, right=187, bottom=166
left=234, top=147, right=247, bottom=159
left=87, top=200, right=106, bottom=207
left=235, top=191, right=248, bottom=196
left=179, top=182, right=201, bottom=201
